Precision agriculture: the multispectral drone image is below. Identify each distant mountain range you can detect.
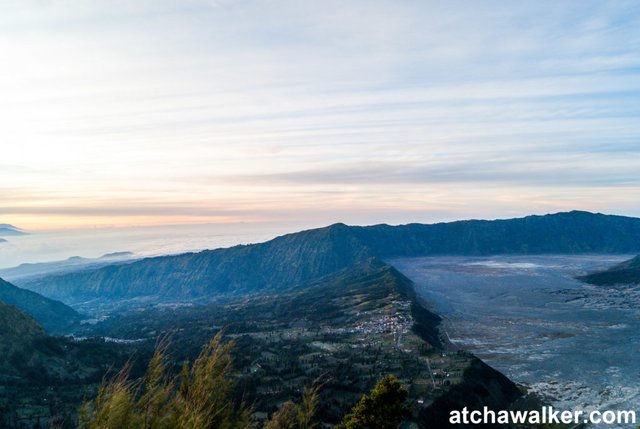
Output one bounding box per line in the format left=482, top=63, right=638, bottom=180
left=0, top=251, right=136, bottom=282
left=578, top=255, right=640, bottom=286
left=17, top=211, right=640, bottom=306
left=0, top=224, right=27, bottom=237
left=0, top=277, right=80, bottom=333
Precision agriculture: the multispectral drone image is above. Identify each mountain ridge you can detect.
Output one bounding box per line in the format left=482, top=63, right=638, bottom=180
left=17, top=211, right=640, bottom=305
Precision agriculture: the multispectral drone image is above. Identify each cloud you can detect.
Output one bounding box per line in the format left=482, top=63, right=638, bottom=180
left=1, top=0, right=639, bottom=228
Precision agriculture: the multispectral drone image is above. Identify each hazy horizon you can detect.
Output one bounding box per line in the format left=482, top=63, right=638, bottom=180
left=4, top=207, right=639, bottom=234
left=0, top=221, right=313, bottom=269
left=2, top=1, right=640, bottom=230
left=2, top=208, right=637, bottom=270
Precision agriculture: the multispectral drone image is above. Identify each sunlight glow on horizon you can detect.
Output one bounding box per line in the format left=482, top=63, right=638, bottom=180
left=2, top=0, right=640, bottom=230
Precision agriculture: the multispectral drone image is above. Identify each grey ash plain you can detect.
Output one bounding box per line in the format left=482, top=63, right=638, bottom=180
left=392, top=254, right=640, bottom=423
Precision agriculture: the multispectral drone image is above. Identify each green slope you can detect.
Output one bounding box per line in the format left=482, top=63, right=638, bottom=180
left=578, top=255, right=640, bottom=286
left=0, top=277, right=80, bottom=333
left=17, top=211, right=640, bottom=304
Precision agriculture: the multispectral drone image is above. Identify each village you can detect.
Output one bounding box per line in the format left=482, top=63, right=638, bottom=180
left=222, top=275, right=474, bottom=423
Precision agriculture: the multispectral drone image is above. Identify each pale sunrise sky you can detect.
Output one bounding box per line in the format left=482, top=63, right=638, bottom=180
left=2, top=0, right=640, bottom=230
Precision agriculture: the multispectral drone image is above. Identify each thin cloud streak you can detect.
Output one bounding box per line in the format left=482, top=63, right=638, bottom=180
left=225, top=157, right=640, bottom=188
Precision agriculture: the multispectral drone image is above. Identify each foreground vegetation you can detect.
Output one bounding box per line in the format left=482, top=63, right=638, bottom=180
left=79, top=332, right=251, bottom=429
left=80, top=331, right=410, bottom=429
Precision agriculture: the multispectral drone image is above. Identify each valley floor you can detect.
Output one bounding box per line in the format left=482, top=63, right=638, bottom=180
left=393, top=255, right=640, bottom=426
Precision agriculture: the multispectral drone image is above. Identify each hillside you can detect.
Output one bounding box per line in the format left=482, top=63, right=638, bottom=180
left=17, top=211, right=640, bottom=305
left=75, top=259, right=524, bottom=428
left=0, top=258, right=529, bottom=428
left=578, top=255, right=640, bottom=286
left=0, top=277, right=80, bottom=333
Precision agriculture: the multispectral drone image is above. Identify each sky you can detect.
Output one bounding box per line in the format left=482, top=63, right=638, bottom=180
left=1, top=0, right=640, bottom=230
